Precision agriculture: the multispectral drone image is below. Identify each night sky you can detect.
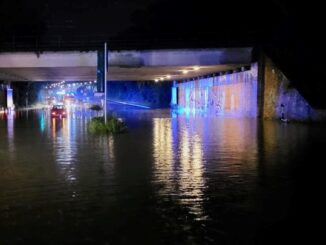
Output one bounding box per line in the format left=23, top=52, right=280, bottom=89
left=0, top=0, right=157, bottom=41
left=1, top=0, right=326, bottom=107
left=0, top=0, right=324, bottom=50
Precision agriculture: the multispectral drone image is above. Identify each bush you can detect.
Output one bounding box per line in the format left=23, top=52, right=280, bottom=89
left=88, top=116, right=126, bottom=134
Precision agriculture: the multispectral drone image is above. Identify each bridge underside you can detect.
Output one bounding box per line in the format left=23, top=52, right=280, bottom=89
left=0, top=65, right=245, bottom=81
left=0, top=48, right=252, bottom=82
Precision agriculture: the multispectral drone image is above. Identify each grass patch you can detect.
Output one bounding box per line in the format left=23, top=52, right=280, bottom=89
left=88, top=116, right=126, bottom=134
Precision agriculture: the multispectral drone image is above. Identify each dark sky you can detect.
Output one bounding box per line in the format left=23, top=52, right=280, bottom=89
left=0, top=0, right=324, bottom=42
left=0, top=0, right=324, bottom=50
left=0, top=0, right=157, bottom=40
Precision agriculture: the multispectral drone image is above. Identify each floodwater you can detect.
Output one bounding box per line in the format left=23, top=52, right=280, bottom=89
left=0, top=105, right=325, bottom=244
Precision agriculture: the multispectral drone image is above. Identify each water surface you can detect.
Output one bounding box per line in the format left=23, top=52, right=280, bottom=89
left=1, top=107, right=325, bottom=244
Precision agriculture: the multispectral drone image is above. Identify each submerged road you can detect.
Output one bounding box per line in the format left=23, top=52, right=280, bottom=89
left=0, top=105, right=325, bottom=244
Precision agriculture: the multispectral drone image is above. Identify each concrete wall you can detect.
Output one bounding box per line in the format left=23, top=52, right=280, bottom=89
left=262, top=57, right=326, bottom=121
left=176, top=64, right=258, bottom=117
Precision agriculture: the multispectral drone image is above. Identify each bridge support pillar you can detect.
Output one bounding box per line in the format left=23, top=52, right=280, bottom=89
left=171, top=80, right=178, bottom=108
left=6, top=83, right=14, bottom=111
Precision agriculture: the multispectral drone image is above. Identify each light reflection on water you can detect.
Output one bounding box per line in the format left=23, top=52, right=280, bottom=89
left=7, top=111, right=15, bottom=156
left=0, top=108, right=325, bottom=244
left=153, top=118, right=205, bottom=219
left=52, top=117, right=77, bottom=183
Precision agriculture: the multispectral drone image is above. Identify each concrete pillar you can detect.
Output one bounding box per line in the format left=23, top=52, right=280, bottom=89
left=0, top=82, right=14, bottom=111
left=0, top=82, right=6, bottom=111
left=6, top=83, right=14, bottom=111
left=171, top=80, right=178, bottom=107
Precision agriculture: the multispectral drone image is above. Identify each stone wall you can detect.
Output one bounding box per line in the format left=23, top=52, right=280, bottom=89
left=262, top=57, right=326, bottom=121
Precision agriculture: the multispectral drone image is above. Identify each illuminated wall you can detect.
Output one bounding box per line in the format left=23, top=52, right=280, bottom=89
left=176, top=64, right=258, bottom=117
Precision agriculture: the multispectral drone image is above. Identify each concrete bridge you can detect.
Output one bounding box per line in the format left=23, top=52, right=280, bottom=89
left=1, top=47, right=324, bottom=121
left=0, top=48, right=252, bottom=81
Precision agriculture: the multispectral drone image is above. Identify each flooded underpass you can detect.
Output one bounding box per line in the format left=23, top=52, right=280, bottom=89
left=0, top=104, right=325, bottom=244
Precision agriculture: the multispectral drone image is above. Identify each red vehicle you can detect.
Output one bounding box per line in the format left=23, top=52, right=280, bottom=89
left=51, top=105, right=67, bottom=118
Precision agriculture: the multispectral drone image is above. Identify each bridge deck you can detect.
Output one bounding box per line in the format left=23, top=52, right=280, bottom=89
left=0, top=48, right=252, bottom=81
